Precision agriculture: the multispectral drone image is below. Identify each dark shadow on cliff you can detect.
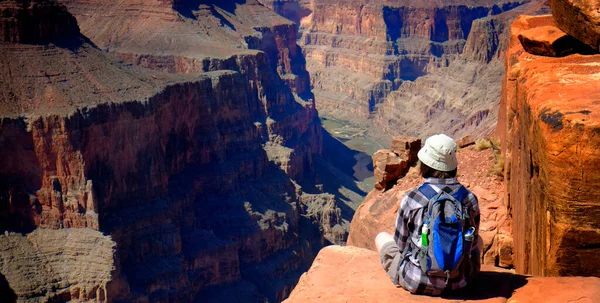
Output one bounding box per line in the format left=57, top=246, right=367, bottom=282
left=177, top=0, right=246, bottom=19
left=100, top=151, right=322, bottom=302
left=0, top=118, right=42, bottom=234
left=442, top=271, right=528, bottom=300
left=52, top=35, right=87, bottom=53
left=0, top=273, right=17, bottom=303
left=194, top=280, right=267, bottom=303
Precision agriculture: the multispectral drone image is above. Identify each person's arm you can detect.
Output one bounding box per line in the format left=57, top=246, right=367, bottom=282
left=394, top=194, right=411, bottom=252
left=469, top=193, right=481, bottom=235
left=468, top=192, right=482, bottom=275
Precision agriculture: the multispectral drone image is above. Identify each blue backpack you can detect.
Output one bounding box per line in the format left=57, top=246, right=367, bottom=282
left=416, top=183, right=473, bottom=284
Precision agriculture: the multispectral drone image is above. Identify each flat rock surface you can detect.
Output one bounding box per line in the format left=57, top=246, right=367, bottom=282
left=61, top=0, right=289, bottom=59
left=0, top=0, right=189, bottom=117
left=285, top=245, right=600, bottom=303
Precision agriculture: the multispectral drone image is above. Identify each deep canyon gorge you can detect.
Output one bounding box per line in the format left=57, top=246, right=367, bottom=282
left=1, top=0, right=600, bottom=302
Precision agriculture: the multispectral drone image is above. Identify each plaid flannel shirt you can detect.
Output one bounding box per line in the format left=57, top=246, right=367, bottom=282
left=393, top=177, right=480, bottom=295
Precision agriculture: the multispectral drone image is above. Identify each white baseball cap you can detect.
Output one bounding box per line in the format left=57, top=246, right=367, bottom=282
left=417, top=134, right=458, bottom=172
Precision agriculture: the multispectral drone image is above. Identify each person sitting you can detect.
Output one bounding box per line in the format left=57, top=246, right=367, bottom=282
left=375, top=134, right=481, bottom=295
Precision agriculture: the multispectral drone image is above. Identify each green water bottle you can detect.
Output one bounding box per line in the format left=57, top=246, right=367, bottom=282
left=421, top=221, right=429, bottom=247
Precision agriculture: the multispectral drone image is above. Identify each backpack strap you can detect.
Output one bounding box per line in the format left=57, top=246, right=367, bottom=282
left=418, top=183, right=437, bottom=200
left=451, top=185, right=470, bottom=221
left=451, top=185, right=468, bottom=202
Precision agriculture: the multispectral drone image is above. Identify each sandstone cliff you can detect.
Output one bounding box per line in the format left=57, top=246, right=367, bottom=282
left=0, top=0, right=348, bottom=301
left=500, top=13, right=600, bottom=276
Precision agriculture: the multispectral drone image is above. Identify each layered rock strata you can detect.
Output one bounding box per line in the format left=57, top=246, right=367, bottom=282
left=0, top=229, right=115, bottom=303
left=61, top=0, right=312, bottom=97
left=257, top=0, right=313, bottom=26
left=284, top=0, right=548, bottom=140
left=0, top=0, right=346, bottom=301
left=284, top=245, right=600, bottom=303
left=500, top=14, right=600, bottom=276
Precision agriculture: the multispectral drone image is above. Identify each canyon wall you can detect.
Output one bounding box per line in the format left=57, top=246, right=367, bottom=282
left=0, top=0, right=347, bottom=301
left=500, top=13, right=600, bottom=276
left=268, top=0, right=548, bottom=140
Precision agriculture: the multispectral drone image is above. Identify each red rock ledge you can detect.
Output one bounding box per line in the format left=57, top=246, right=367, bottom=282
left=284, top=245, right=600, bottom=303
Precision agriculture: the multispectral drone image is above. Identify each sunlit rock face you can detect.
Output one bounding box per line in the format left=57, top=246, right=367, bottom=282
left=500, top=14, right=600, bottom=277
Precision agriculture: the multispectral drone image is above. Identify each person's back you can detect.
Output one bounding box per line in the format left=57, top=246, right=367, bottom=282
left=376, top=134, right=481, bottom=296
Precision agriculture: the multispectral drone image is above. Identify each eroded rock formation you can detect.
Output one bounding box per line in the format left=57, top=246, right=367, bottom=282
left=0, top=0, right=347, bottom=301
left=284, top=245, right=600, bottom=303
left=370, top=136, right=420, bottom=191
left=500, top=14, right=600, bottom=276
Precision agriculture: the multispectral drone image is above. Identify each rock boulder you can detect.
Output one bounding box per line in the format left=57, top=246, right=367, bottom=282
left=550, top=0, right=600, bottom=52
left=457, top=135, right=475, bottom=148
left=372, top=150, right=409, bottom=191
left=390, top=136, right=421, bottom=165
left=518, top=25, right=593, bottom=57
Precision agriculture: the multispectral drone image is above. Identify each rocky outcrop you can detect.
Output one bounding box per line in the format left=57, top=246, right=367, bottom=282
left=257, top=0, right=313, bottom=26
left=517, top=25, right=593, bottom=57
left=0, top=0, right=346, bottom=301
left=371, top=136, right=419, bottom=191
left=348, top=147, right=514, bottom=268
left=500, top=14, right=600, bottom=276
left=457, top=135, right=475, bottom=148
left=550, top=0, right=600, bottom=52
left=284, top=245, right=600, bottom=303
